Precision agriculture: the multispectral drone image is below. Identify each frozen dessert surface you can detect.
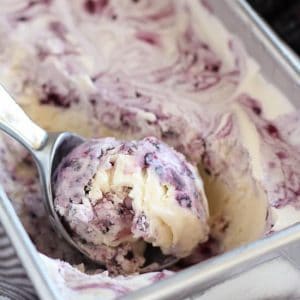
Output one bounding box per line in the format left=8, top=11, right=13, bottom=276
left=54, top=137, right=209, bottom=274
left=40, top=253, right=174, bottom=300
left=0, top=0, right=298, bottom=298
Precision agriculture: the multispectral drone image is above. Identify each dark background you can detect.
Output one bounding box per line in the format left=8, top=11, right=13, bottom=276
left=248, top=0, right=300, bottom=56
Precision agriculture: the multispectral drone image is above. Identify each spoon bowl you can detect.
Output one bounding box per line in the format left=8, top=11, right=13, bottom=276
left=33, top=132, right=85, bottom=255
left=0, top=85, right=178, bottom=273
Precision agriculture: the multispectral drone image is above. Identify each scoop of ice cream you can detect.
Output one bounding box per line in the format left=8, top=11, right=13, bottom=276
left=53, top=137, right=209, bottom=274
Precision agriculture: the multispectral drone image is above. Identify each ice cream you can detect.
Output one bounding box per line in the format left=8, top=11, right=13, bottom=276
left=53, top=137, right=209, bottom=274
left=0, top=0, right=298, bottom=298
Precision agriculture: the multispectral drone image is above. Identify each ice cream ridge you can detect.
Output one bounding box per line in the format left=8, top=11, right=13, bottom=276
left=53, top=137, right=209, bottom=274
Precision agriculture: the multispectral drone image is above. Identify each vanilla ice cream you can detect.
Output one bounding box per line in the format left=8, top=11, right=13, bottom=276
left=0, top=0, right=298, bottom=298
left=54, top=137, right=209, bottom=274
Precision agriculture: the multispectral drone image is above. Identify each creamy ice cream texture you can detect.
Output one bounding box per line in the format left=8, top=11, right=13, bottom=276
left=54, top=137, right=209, bottom=274
left=0, top=0, right=298, bottom=298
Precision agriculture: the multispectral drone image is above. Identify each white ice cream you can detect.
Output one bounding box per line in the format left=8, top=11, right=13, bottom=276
left=0, top=0, right=298, bottom=298
left=54, top=137, right=209, bottom=274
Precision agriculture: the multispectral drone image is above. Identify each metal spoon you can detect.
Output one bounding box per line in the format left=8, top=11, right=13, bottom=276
left=0, top=85, right=178, bottom=272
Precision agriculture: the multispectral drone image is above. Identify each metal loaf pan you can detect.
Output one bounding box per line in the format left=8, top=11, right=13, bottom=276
left=1, top=0, right=299, bottom=299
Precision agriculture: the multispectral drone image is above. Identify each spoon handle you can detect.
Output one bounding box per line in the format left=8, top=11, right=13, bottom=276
left=0, top=85, right=47, bottom=150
